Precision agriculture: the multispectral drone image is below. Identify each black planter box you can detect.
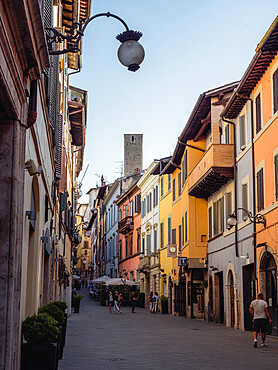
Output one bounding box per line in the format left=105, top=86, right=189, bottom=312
left=21, top=343, right=58, bottom=370
left=73, top=299, right=80, bottom=313
left=161, top=301, right=168, bottom=314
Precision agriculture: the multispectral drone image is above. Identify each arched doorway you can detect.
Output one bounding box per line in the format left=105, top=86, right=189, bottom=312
left=260, top=251, right=277, bottom=336
left=228, top=270, right=235, bottom=328
left=209, top=276, right=213, bottom=321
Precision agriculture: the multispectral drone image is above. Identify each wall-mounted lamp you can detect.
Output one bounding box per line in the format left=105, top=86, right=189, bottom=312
left=46, top=12, right=145, bottom=72
left=227, top=208, right=266, bottom=228
left=26, top=210, right=36, bottom=221
left=41, top=235, right=49, bottom=243
left=25, top=159, right=42, bottom=176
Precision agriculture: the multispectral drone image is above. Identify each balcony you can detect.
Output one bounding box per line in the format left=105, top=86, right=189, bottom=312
left=188, top=144, right=234, bottom=199
left=138, top=255, right=150, bottom=273
left=118, top=216, right=134, bottom=235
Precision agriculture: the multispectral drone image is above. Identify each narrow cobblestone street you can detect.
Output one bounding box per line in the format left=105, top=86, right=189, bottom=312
left=59, top=292, right=278, bottom=370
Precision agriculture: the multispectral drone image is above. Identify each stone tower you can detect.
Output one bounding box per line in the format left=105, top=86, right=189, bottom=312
left=124, top=134, right=143, bottom=176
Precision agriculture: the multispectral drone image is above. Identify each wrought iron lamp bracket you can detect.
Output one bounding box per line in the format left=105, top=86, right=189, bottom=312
left=230, top=207, right=266, bottom=227
left=45, top=12, right=137, bottom=56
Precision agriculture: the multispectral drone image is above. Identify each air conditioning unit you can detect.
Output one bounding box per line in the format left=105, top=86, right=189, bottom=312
left=54, top=234, right=59, bottom=245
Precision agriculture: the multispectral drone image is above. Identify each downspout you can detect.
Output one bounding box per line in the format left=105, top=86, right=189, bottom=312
left=236, top=95, right=257, bottom=294
left=222, top=117, right=238, bottom=257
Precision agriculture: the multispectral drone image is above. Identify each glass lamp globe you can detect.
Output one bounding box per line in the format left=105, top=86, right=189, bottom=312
left=227, top=215, right=237, bottom=227
left=118, top=40, right=145, bottom=72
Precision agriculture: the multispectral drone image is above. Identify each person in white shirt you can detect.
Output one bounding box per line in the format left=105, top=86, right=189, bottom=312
left=249, top=292, right=272, bottom=347
left=152, top=292, right=159, bottom=314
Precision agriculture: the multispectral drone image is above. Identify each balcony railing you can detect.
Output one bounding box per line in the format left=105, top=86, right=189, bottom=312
left=118, top=216, right=134, bottom=235
left=188, top=144, right=234, bottom=199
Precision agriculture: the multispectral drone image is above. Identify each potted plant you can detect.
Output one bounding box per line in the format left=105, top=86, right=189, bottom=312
left=99, top=283, right=107, bottom=306
left=138, top=292, right=145, bottom=308
left=160, top=295, right=169, bottom=314
left=38, top=302, right=67, bottom=359
left=72, top=292, right=84, bottom=313
left=52, top=301, right=68, bottom=351
left=21, top=313, right=59, bottom=370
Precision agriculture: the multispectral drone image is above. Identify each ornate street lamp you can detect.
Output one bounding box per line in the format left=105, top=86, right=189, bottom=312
left=46, top=12, right=145, bottom=72
left=227, top=207, right=266, bottom=228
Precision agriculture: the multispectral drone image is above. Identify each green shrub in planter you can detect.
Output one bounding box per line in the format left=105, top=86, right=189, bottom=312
left=52, top=301, right=67, bottom=313
left=22, top=313, right=59, bottom=344
left=38, top=303, right=65, bottom=327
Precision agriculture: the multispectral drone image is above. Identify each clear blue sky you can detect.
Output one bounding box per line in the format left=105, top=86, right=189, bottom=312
left=71, top=1, right=277, bottom=201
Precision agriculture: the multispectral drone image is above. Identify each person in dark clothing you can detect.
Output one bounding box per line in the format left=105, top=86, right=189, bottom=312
left=131, top=291, right=137, bottom=313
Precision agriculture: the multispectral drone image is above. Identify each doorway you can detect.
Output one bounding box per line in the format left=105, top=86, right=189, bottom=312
left=242, top=263, right=255, bottom=331
left=215, top=271, right=224, bottom=324
left=228, top=270, right=235, bottom=328
left=260, top=252, right=277, bottom=336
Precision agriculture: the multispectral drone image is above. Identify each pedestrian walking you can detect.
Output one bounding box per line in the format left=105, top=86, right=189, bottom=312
left=152, top=292, right=159, bottom=314
left=148, top=291, right=153, bottom=313
left=113, top=291, right=121, bottom=314
left=131, top=291, right=137, bottom=313
left=108, top=291, right=113, bottom=313
left=118, top=293, right=122, bottom=310
left=249, top=292, right=272, bottom=347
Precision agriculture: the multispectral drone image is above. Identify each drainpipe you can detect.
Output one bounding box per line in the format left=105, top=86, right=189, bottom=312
left=222, top=117, right=238, bottom=257
left=236, top=95, right=257, bottom=294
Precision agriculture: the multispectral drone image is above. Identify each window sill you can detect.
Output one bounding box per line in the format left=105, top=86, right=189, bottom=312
left=208, top=232, right=224, bottom=243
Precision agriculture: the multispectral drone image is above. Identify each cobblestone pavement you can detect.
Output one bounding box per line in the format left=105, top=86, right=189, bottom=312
left=59, top=292, right=278, bottom=370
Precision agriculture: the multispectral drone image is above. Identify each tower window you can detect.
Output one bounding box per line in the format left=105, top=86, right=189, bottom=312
left=131, top=136, right=136, bottom=143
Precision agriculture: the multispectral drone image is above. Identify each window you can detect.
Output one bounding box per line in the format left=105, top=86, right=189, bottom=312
left=125, top=236, right=129, bottom=257
left=257, top=168, right=264, bottom=211
left=220, top=197, right=224, bottom=233
left=226, top=192, right=232, bottom=229
left=273, top=69, right=278, bottom=114
left=131, top=135, right=135, bottom=143
left=146, top=234, right=151, bottom=256
left=255, top=93, right=262, bottom=134
left=168, top=174, right=171, bottom=191
left=119, top=240, right=122, bottom=260
left=130, top=234, right=133, bottom=256
left=137, top=229, right=141, bottom=252
left=275, top=154, right=278, bottom=201
left=172, top=179, right=176, bottom=201
left=178, top=225, right=182, bottom=252
left=153, top=188, right=156, bottom=208
left=182, top=151, right=187, bottom=185
left=135, top=194, right=141, bottom=213
left=168, top=217, right=172, bottom=244
left=84, top=240, right=89, bottom=249
left=178, top=172, right=181, bottom=197
left=242, top=184, right=248, bottom=221
left=154, top=229, right=157, bottom=253
left=240, top=115, right=246, bottom=150
left=149, top=193, right=152, bottom=211
left=161, top=177, right=164, bottom=197
left=171, top=228, right=176, bottom=244
left=225, top=125, right=230, bottom=144
left=160, top=222, right=164, bottom=248
left=129, top=201, right=133, bottom=216
left=208, top=207, right=212, bottom=239
left=213, top=201, right=218, bottom=236
left=142, top=236, right=145, bottom=254
left=45, top=194, right=49, bottom=223
left=185, top=211, right=188, bottom=243
left=182, top=216, right=184, bottom=246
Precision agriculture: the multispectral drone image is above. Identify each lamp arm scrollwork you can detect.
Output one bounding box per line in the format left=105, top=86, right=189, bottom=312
left=231, top=207, right=266, bottom=227
left=46, top=12, right=130, bottom=55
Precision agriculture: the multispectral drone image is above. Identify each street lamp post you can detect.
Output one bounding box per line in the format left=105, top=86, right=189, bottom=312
left=227, top=207, right=266, bottom=297
left=46, top=12, right=145, bottom=72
